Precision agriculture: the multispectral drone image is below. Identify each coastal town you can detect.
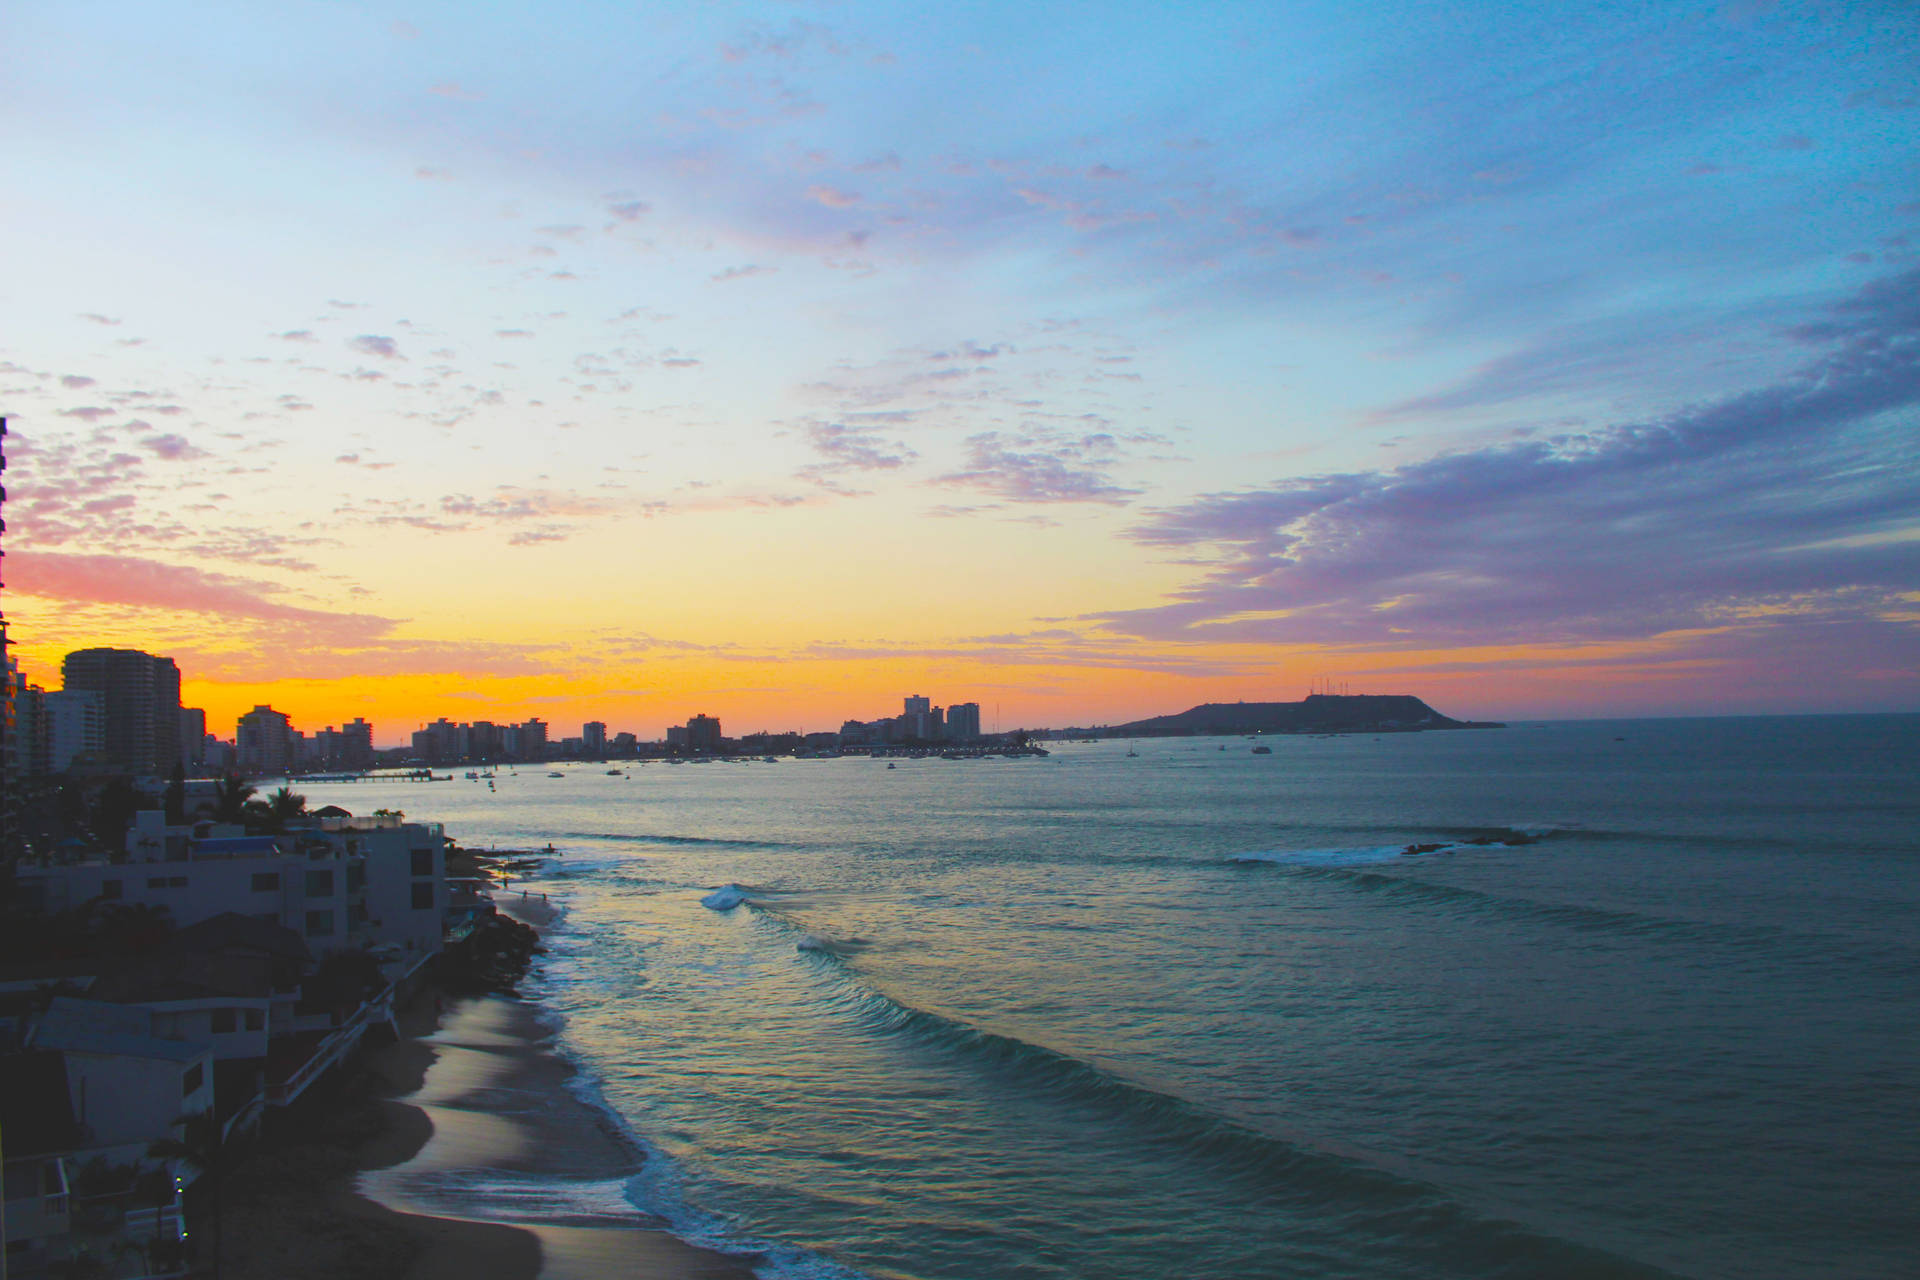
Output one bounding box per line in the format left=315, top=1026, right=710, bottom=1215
left=0, top=635, right=1025, bottom=1279
left=0, top=616, right=555, bottom=1279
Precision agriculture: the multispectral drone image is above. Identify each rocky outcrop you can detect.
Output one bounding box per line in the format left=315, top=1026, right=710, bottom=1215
left=1107, top=694, right=1501, bottom=737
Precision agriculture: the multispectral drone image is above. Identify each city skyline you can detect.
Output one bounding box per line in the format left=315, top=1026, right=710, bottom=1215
left=2, top=1, right=1916, bottom=733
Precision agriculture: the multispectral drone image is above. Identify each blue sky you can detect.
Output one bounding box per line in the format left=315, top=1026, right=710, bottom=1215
left=2, top=0, right=1915, bottom=731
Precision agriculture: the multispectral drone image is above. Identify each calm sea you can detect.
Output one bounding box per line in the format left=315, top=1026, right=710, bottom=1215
left=310, top=715, right=1920, bottom=1280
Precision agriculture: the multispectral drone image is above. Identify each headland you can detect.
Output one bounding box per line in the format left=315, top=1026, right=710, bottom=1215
left=1054, top=693, right=1505, bottom=739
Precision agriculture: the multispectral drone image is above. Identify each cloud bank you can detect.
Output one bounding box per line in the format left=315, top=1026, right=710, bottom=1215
left=1104, top=270, right=1920, bottom=663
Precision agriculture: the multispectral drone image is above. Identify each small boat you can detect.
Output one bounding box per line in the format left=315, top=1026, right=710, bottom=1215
left=887, top=762, right=896, bottom=770
left=547, top=771, right=565, bottom=778
left=1251, top=746, right=1272, bottom=755
left=1126, top=749, right=1138, bottom=757
left=605, top=769, right=623, bottom=776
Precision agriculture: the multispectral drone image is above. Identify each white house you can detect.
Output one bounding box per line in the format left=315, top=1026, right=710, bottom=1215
left=27, top=998, right=215, bottom=1167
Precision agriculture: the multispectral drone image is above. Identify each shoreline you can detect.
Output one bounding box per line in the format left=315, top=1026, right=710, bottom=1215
left=213, top=897, right=758, bottom=1280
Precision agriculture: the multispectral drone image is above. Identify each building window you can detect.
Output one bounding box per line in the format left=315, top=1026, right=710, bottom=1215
left=147, top=876, right=188, bottom=890
left=346, top=864, right=366, bottom=892
left=211, top=1009, right=236, bottom=1033
left=411, top=882, right=435, bottom=910
left=305, top=909, right=335, bottom=937
left=251, top=872, right=280, bottom=892
left=244, top=1009, right=264, bottom=1031
left=305, top=869, right=334, bottom=897
left=101, top=880, right=123, bottom=899
left=182, top=1063, right=204, bottom=1097
left=410, top=849, right=433, bottom=876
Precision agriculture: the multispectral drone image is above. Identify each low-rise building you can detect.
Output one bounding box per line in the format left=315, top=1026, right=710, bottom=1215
left=29, top=998, right=215, bottom=1167
left=21, top=811, right=453, bottom=967
left=0, top=1051, right=81, bottom=1277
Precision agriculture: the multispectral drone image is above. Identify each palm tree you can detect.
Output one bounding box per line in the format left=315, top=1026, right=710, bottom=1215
left=243, top=786, right=307, bottom=834
left=211, top=775, right=255, bottom=824
left=267, top=785, right=307, bottom=827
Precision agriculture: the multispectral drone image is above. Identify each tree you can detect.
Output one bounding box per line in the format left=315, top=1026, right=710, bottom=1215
left=90, top=777, right=142, bottom=852
left=163, top=762, right=187, bottom=824
left=243, top=785, right=306, bottom=834
left=211, top=774, right=255, bottom=824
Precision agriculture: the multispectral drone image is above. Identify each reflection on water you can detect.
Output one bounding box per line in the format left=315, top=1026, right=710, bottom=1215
left=320, top=717, right=1920, bottom=1280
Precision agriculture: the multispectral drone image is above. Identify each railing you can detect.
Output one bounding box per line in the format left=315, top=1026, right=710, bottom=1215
left=263, top=987, right=392, bottom=1105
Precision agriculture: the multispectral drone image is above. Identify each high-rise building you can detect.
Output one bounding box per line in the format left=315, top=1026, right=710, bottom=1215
left=179, top=707, right=207, bottom=768
left=11, top=671, right=47, bottom=777
left=342, top=717, right=375, bottom=769
left=517, top=718, right=549, bottom=760
left=583, top=721, right=607, bottom=756
left=236, top=704, right=294, bottom=774
left=466, top=720, right=499, bottom=761
left=903, top=694, right=931, bottom=718
left=947, top=702, right=982, bottom=740
left=60, top=647, right=183, bottom=773
left=686, top=714, right=722, bottom=751
left=44, top=689, right=106, bottom=772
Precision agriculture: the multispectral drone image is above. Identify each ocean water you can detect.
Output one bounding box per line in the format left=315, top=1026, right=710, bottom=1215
left=310, top=716, right=1920, bottom=1280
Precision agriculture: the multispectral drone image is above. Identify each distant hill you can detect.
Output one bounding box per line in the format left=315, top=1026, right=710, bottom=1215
left=1092, top=694, right=1501, bottom=737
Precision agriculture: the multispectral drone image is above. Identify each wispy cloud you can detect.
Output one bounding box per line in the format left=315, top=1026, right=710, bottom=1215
left=348, top=334, right=404, bottom=360
left=710, top=264, right=776, bottom=283
left=1104, top=269, right=1920, bottom=657
left=796, top=421, right=916, bottom=488
left=935, top=430, right=1142, bottom=504
left=806, top=184, right=861, bottom=208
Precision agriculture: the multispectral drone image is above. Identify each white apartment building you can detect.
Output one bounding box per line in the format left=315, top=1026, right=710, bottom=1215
left=19, top=813, right=454, bottom=967
left=42, top=688, right=105, bottom=772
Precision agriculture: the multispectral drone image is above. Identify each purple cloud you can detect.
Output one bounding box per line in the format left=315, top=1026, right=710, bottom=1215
left=348, top=334, right=403, bottom=360
left=797, top=422, right=916, bottom=487
left=141, top=432, right=204, bottom=460
left=1101, top=268, right=1920, bottom=653
left=935, top=430, right=1141, bottom=504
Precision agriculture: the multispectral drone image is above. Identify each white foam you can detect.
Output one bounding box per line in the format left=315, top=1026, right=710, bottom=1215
left=619, top=1137, right=873, bottom=1280
left=1231, top=844, right=1424, bottom=867
left=701, top=884, right=751, bottom=910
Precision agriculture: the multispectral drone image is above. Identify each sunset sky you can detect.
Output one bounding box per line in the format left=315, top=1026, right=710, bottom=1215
left=3, top=0, right=1916, bottom=743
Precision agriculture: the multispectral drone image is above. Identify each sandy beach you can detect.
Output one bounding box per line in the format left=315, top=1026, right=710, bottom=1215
left=359, top=992, right=756, bottom=1280
left=209, top=931, right=756, bottom=1280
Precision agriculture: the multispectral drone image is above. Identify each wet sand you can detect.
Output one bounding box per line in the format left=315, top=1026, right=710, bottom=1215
left=214, top=991, right=541, bottom=1280
left=358, top=993, right=758, bottom=1280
